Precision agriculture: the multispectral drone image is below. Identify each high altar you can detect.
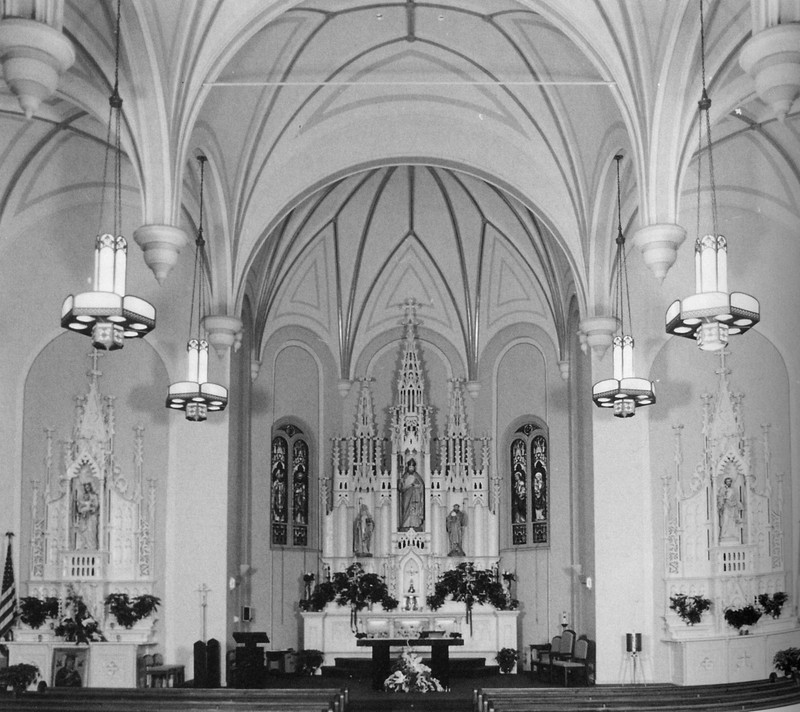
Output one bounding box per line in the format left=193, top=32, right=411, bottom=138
left=302, top=301, right=519, bottom=665
left=662, top=351, right=794, bottom=684
left=7, top=353, right=157, bottom=688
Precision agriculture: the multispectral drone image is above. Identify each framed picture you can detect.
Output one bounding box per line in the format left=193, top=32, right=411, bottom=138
left=51, top=647, right=88, bottom=688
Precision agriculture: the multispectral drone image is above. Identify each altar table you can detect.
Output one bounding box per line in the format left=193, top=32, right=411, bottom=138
left=356, top=637, right=464, bottom=690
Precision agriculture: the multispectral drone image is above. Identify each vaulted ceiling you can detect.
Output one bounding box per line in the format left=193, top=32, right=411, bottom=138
left=0, top=0, right=797, bottom=372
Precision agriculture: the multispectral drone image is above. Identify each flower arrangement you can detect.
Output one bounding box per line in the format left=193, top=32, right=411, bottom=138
left=496, top=647, right=519, bottom=673
left=104, top=592, right=160, bottom=628
left=668, top=593, right=712, bottom=626
left=757, top=592, right=788, bottom=619
left=383, top=650, right=444, bottom=693
left=18, top=596, right=60, bottom=629
left=54, top=589, right=104, bottom=644
left=299, top=563, right=399, bottom=616
left=426, top=562, right=517, bottom=630
left=723, top=604, right=762, bottom=632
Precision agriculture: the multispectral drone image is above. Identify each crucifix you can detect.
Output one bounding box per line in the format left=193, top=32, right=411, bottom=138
left=197, top=583, right=211, bottom=641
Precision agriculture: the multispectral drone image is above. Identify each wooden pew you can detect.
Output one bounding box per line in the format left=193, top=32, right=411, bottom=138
left=0, top=686, right=348, bottom=712
left=474, top=678, right=800, bottom=712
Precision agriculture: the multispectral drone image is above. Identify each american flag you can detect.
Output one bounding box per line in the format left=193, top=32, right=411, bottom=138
left=0, top=533, right=16, bottom=640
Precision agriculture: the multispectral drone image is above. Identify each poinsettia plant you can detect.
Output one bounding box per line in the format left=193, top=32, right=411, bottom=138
left=18, top=596, right=60, bottom=629
left=669, top=593, right=712, bottom=626
left=104, top=592, right=160, bottom=628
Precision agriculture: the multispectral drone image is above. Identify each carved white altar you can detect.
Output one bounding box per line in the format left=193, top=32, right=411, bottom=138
left=9, top=352, right=157, bottom=687
left=662, top=351, right=796, bottom=684
left=303, top=300, right=518, bottom=664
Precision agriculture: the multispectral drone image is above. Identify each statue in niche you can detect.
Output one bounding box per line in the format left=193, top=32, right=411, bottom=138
left=717, top=475, right=741, bottom=542
left=398, top=458, right=424, bottom=531
left=73, top=479, right=100, bottom=550
left=446, top=503, right=466, bottom=556
left=353, top=499, right=374, bottom=557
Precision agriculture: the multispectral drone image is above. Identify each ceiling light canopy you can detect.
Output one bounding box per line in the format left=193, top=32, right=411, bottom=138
left=665, top=0, right=759, bottom=352
left=60, top=0, right=154, bottom=350
left=592, top=155, right=655, bottom=418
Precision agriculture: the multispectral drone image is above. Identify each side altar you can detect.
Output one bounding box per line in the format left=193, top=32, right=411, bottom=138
left=662, top=351, right=796, bottom=684
left=302, top=301, right=518, bottom=666
left=8, top=352, right=158, bottom=688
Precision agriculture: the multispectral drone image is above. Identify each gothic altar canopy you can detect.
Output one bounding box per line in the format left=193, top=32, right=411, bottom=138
left=303, top=300, right=518, bottom=661
left=662, top=350, right=793, bottom=684
left=27, top=352, right=156, bottom=634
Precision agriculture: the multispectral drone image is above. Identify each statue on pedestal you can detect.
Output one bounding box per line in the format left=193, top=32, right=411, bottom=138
left=353, top=500, right=374, bottom=557
left=398, top=459, right=424, bottom=531
left=446, top=504, right=466, bottom=556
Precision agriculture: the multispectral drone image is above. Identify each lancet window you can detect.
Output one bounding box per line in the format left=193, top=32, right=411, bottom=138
left=271, top=423, right=310, bottom=548
left=510, top=420, right=549, bottom=547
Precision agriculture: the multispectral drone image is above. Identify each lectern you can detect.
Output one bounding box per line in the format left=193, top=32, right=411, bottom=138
left=232, top=632, right=269, bottom=688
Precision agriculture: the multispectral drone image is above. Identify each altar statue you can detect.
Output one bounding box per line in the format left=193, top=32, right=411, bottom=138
left=717, top=476, right=740, bottom=542
left=399, top=459, right=424, bottom=530
left=74, top=480, right=100, bottom=550
left=446, top=504, right=466, bottom=556
left=353, top=500, right=374, bottom=556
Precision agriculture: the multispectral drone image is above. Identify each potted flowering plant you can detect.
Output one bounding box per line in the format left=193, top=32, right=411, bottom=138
left=297, top=649, right=324, bottom=675
left=496, top=647, right=519, bottom=674
left=669, top=593, right=712, bottom=626
left=383, top=650, right=444, bottom=693
left=773, top=648, right=800, bottom=679
left=0, top=663, right=39, bottom=696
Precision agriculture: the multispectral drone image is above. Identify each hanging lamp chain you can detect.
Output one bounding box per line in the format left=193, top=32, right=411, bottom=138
left=613, top=154, right=633, bottom=339
left=697, top=0, right=719, bottom=240
left=189, top=156, right=209, bottom=342
left=97, top=0, right=124, bottom=238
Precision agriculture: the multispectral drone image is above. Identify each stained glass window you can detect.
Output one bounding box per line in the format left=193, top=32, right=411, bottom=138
left=271, top=423, right=310, bottom=548
left=509, top=421, right=549, bottom=547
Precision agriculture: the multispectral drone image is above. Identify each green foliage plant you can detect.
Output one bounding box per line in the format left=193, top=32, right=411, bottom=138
left=723, top=604, right=762, bottom=631
left=757, top=592, right=788, bottom=619
left=669, top=593, right=712, bottom=625
left=18, top=597, right=59, bottom=629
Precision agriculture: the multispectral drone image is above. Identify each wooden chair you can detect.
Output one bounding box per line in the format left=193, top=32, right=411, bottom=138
left=540, top=629, right=576, bottom=682
left=552, top=636, right=592, bottom=686
left=531, top=635, right=560, bottom=681
left=145, top=652, right=185, bottom=688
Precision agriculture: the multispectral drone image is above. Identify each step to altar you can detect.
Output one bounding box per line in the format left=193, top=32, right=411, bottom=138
left=322, top=656, right=499, bottom=679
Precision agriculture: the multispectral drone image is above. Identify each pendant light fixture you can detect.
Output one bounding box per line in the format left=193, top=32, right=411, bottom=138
left=665, top=0, right=760, bottom=351
left=60, top=0, right=154, bottom=350
left=592, top=155, right=656, bottom=418
left=166, top=155, right=228, bottom=422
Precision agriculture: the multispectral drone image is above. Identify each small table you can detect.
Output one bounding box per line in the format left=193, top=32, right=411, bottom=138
left=356, top=637, right=464, bottom=690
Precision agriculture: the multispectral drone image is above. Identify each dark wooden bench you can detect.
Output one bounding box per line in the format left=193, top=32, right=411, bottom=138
left=474, top=678, right=800, bottom=712
left=0, top=686, right=348, bottom=712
